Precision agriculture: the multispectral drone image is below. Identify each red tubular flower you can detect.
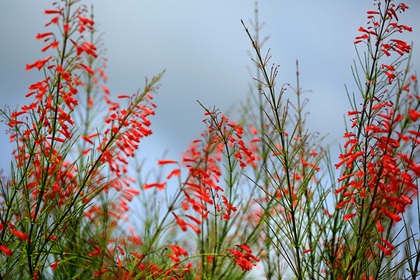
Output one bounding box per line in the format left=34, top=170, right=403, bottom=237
left=89, top=249, right=101, bottom=257
left=380, top=238, right=395, bottom=250
left=0, top=245, right=12, bottom=256
left=94, top=264, right=110, bottom=277
left=378, top=206, right=402, bottom=222
left=78, top=22, right=85, bottom=33
left=79, top=63, right=94, bottom=75
left=376, top=220, right=385, bottom=233
left=185, top=215, right=202, bottom=224
left=45, top=16, right=59, bottom=27
left=130, top=252, right=143, bottom=259
left=382, top=64, right=395, bottom=71
left=36, top=32, right=53, bottom=40
left=377, top=244, right=392, bottom=256
left=41, top=41, right=59, bottom=52
left=117, top=246, right=125, bottom=256
left=166, top=169, right=181, bottom=179
left=82, top=135, right=94, bottom=145
left=229, top=244, right=260, bottom=272
left=157, top=160, right=178, bottom=165
left=169, top=245, right=188, bottom=257
left=358, top=27, right=377, bottom=36
left=186, top=223, right=201, bottom=234
left=77, top=15, right=94, bottom=26
left=101, top=85, right=110, bottom=94
left=172, top=213, right=187, bottom=231
left=143, top=182, right=166, bottom=191
left=338, top=174, right=354, bottom=182
left=44, top=9, right=61, bottom=14
left=63, top=23, right=70, bottom=34
left=400, top=195, right=413, bottom=204
left=381, top=49, right=391, bottom=56
left=25, top=56, right=52, bottom=71
left=385, top=71, right=396, bottom=84
left=10, top=230, right=28, bottom=241
left=167, top=254, right=180, bottom=263
left=51, top=260, right=59, bottom=270
left=343, top=213, right=357, bottom=221
left=408, top=108, right=420, bottom=121
left=201, top=210, right=210, bottom=219
left=239, top=244, right=252, bottom=253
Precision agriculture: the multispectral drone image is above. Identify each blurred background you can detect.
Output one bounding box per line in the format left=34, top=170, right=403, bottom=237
left=1, top=0, right=419, bottom=175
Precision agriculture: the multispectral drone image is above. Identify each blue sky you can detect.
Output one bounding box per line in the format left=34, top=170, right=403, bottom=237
left=1, top=0, right=419, bottom=173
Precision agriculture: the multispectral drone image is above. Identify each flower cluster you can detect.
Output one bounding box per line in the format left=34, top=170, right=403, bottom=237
left=228, top=243, right=260, bottom=271
left=333, top=0, right=419, bottom=272
left=355, top=0, right=412, bottom=85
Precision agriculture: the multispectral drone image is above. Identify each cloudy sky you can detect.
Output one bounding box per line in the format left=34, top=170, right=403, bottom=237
left=0, top=0, right=419, bottom=174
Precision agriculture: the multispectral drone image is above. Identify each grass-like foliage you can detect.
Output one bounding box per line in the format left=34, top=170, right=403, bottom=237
left=0, top=0, right=419, bottom=279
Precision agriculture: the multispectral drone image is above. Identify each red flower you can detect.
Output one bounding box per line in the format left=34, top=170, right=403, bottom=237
left=44, top=9, right=61, bottom=14
left=169, top=245, right=188, bottom=257
left=51, top=260, right=59, bottom=270
left=408, top=108, right=420, bottom=121
left=78, top=15, right=94, bottom=26
left=41, top=41, right=59, bottom=52
left=167, top=254, right=180, bottom=263
left=201, top=210, right=210, bottom=219
left=380, top=238, right=395, bottom=250
left=101, top=85, right=110, bottom=94
left=172, top=213, right=187, bottom=231
left=89, top=249, right=101, bottom=257
left=79, top=63, right=94, bottom=75
left=94, top=264, right=110, bottom=277
left=143, top=182, right=166, bottom=191
left=157, top=160, right=178, bottom=165
left=376, top=220, right=385, bottom=233
left=25, top=56, right=52, bottom=71
left=186, top=215, right=202, bottom=225
left=377, top=244, right=392, bottom=256
left=117, top=245, right=125, bottom=256
left=186, top=223, right=201, bottom=234
left=343, top=213, right=357, bottom=221
left=63, top=23, right=70, bottom=34
left=229, top=244, right=260, bottom=271
left=130, top=252, right=143, bottom=259
left=385, top=71, right=396, bottom=84
left=10, top=230, right=28, bottom=241
left=0, top=245, right=12, bottom=256
left=166, top=169, right=181, bottom=179
left=382, top=64, right=395, bottom=71
left=36, top=32, right=53, bottom=40
left=378, top=206, right=402, bottom=222
left=45, top=16, right=59, bottom=27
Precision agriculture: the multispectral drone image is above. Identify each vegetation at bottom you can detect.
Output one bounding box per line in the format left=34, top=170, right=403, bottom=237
left=1, top=0, right=419, bottom=279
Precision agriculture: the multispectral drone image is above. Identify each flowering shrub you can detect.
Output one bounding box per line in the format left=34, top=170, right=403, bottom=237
left=0, top=0, right=419, bottom=279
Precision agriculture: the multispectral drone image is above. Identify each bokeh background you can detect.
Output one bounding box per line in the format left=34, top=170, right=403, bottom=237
left=1, top=0, right=419, bottom=175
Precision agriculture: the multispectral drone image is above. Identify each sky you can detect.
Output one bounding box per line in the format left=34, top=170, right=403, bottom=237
left=0, top=0, right=419, bottom=175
